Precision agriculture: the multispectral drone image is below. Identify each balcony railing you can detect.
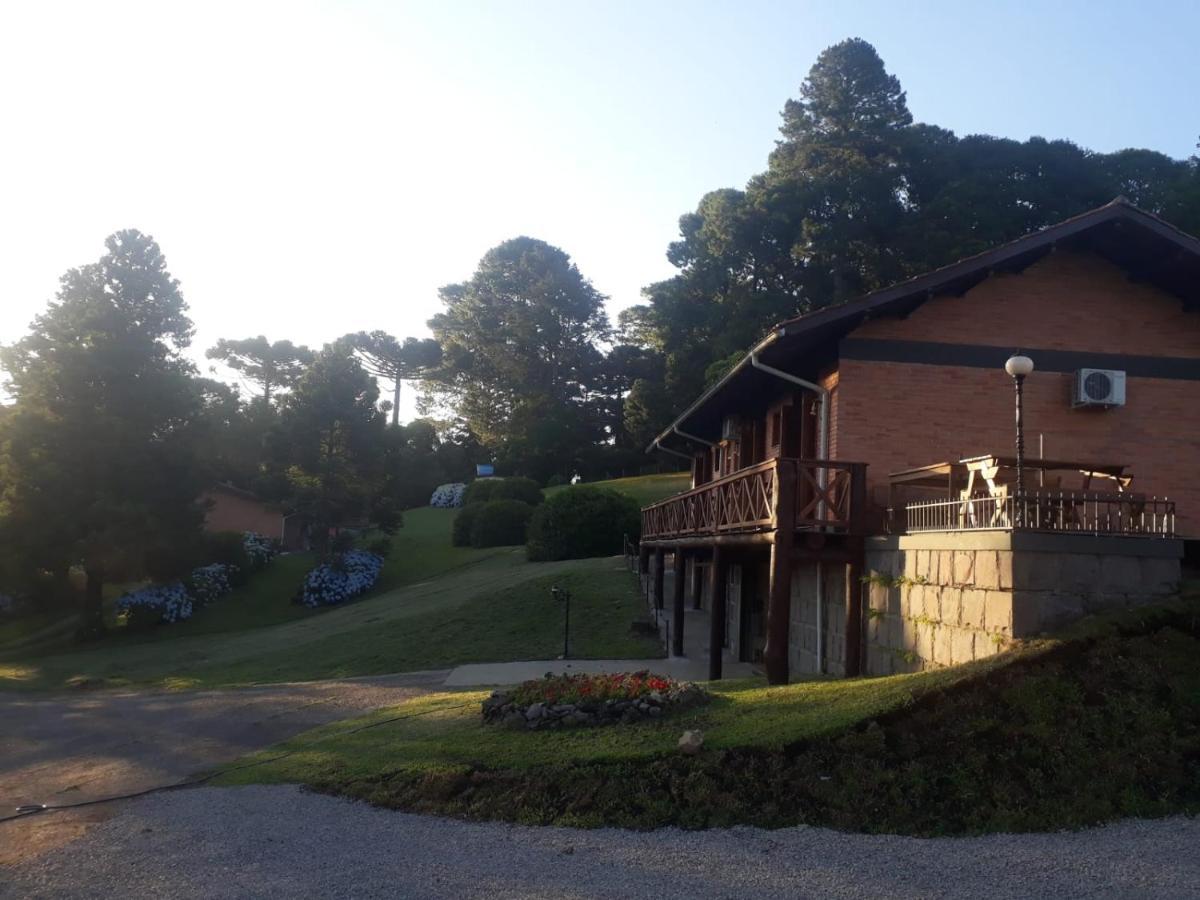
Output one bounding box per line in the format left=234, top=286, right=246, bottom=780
left=641, top=457, right=868, bottom=541
left=895, top=492, right=1176, bottom=537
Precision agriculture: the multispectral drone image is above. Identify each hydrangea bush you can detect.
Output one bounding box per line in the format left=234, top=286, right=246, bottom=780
left=187, top=563, right=238, bottom=607
left=242, top=532, right=279, bottom=568
left=430, top=483, right=467, bottom=508
left=117, top=582, right=193, bottom=629
left=300, top=550, right=384, bottom=608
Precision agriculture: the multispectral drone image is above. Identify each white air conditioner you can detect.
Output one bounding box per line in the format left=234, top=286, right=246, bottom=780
left=721, top=416, right=742, bottom=441
left=1072, top=368, right=1126, bottom=408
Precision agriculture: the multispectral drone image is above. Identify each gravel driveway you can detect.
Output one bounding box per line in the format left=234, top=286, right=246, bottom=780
left=4, top=785, right=1198, bottom=899
left=0, top=673, right=444, bottom=863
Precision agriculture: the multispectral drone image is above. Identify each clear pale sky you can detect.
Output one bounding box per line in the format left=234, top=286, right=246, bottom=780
left=3, top=0, right=1197, bottom=416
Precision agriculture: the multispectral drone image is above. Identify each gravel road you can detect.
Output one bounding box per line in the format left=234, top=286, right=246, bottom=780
left=4, top=785, right=1198, bottom=899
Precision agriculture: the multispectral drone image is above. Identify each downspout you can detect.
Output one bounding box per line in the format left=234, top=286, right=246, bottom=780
left=650, top=439, right=693, bottom=462
left=751, top=353, right=831, bottom=674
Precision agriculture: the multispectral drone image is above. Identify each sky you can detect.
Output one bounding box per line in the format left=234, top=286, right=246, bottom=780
left=2, top=0, right=1198, bottom=416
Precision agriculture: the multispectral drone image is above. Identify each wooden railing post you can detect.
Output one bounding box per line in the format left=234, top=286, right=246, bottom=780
left=653, top=548, right=666, bottom=611
left=708, top=546, right=727, bottom=680
left=764, top=459, right=796, bottom=685
left=671, top=549, right=686, bottom=657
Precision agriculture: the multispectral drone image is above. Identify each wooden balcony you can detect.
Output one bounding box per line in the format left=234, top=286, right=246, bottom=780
left=640, top=457, right=868, bottom=544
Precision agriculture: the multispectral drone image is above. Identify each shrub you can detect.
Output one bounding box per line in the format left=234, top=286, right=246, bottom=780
left=452, top=504, right=483, bottom=547
left=462, top=479, right=501, bottom=505
left=300, top=550, right=384, bottom=607
left=491, top=476, right=544, bottom=506
left=526, top=486, right=639, bottom=561
left=545, top=474, right=567, bottom=488
left=242, top=532, right=279, bottom=569
left=187, top=563, right=238, bottom=607
left=430, top=483, right=467, bottom=508
left=470, top=500, right=534, bottom=548
left=116, top=583, right=193, bottom=629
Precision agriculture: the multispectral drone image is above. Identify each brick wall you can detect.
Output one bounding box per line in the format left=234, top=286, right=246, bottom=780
left=833, top=251, right=1200, bottom=535
left=201, top=490, right=283, bottom=540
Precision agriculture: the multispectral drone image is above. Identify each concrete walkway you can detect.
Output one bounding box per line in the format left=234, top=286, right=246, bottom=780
left=443, top=653, right=753, bottom=686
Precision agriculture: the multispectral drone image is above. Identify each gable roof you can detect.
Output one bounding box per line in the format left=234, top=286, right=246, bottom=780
left=652, top=198, right=1200, bottom=452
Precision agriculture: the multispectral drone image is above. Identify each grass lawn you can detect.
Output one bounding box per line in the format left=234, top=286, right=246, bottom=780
left=218, top=598, right=1200, bottom=834
left=546, top=472, right=690, bottom=507
left=372, top=507, right=511, bottom=592
left=0, top=554, right=659, bottom=692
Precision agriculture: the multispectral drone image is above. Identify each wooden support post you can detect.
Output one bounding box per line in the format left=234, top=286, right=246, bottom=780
left=638, top=545, right=651, bottom=597
left=708, top=546, right=727, bottom=680
left=653, top=548, right=666, bottom=611
left=764, top=460, right=797, bottom=685
left=844, top=538, right=865, bottom=677
left=671, top=550, right=686, bottom=657
left=690, top=556, right=704, bottom=610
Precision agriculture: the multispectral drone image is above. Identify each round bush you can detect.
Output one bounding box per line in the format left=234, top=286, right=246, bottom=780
left=491, top=476, right=544, bottom=506
left=116, top=582, right=193, bottom=629
left=463, top=479, right=501, bottom=506
left=470, top=499, right=534, bottom=548
left=300, top=550, right=384, bottom=608
left=545, top=474, right=567, bottom=488
left=526, top=486, right=639, bottom=561
left=452, top=504, right=483, bottom=547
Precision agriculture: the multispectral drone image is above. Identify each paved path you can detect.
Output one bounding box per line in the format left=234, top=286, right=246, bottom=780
left=5, top=785, right=1199, bottom=899
left=445, top=654, right=756, bottom=686
left=0, top=672, right=445, bottom=864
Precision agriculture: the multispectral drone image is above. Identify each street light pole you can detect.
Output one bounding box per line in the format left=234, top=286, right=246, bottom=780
left=1004, top=353, right=1035, bottom=525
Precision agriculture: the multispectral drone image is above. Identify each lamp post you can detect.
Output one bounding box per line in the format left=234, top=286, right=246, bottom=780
left=1004, top=353, right=1035, bottom=524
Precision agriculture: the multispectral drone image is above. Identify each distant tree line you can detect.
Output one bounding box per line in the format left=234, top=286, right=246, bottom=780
left=2, top=37, right=1197, bottom=633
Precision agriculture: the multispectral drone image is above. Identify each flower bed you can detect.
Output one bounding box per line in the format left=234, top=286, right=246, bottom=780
left=116, top=582, right=194, bottom=629
left=430, top=483, right=467, bottom=508
left=187, top=562, right=238, bottom=607
left=482, top=671, right=710, bottom=730
left=300, top=550, right=384, bottom=608
left=242, top=532, right=279, bottom=568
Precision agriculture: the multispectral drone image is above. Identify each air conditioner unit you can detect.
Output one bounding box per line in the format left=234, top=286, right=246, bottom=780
left=721, top=416, right=742, bottom=441
left=1072, top=368, right=1126, bottom=408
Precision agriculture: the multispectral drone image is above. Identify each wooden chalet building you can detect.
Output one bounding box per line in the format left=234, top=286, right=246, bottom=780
left=639, top=199, right=1196, bottom=684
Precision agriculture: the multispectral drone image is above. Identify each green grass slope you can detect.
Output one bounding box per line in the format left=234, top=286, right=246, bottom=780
left=219, top=599, right=1200, bottom=835
left=546, top=472, right=690, bottom=507
left=0, top=555, right=660, bottom=692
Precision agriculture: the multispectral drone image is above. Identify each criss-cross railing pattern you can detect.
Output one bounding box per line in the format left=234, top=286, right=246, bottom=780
left=641, top=458, right=867, bottom=540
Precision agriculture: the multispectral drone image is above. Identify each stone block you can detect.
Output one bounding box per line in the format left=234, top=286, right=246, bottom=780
left=952, top=551, right=974, bottom=586
left=1013, top=552, right=1062, bottom=591
left=960, top=589, right=986, bottom=629
left=1037, top=592, right=1086, bottom=631
left=951, top=628, right=977, bottom=665
left=868, top=579, right=889, bottom=611
left=1141, top=557, right=1182, bottom=595
left=975, top=633, right=1001, bottom=658
left=933, top=625, right=954, bottom=664
left=907, top=584, right=925, bottom=618
left=1010, top=590, right=1042, bottom=636
left=1099, top=554, right=1143, bottom=593
left=974, top=551, right=1000, bottom=589
left=984, top=590, right=1013, bottom=634
left=997, top=551, right=1013, bottom=590
left=903, top=550, right=918, bottom=581
left=1059, top=553, right=1101, bottom=593
left=887, top=585, right=902, bottom=616
left=918, top=623, right=935, bottom=661
left=939, top=587, right=962, bottom=627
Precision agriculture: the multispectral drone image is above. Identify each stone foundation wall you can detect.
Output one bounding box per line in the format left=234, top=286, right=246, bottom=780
left=864, top=532, right=1183, bottom=675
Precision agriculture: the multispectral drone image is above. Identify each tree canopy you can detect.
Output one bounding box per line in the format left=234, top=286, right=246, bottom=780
left=206, top=336, right=314, bottom=405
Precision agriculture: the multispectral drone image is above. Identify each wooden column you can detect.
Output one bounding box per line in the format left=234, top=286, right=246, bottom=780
left=708, top=546, right=727, bottom=680
left=638, top=545, right=651, bottom=598
left=690, top=556, right=704, bottom=610
left=653, top=548, right=666, bottom=610
left=844, top=538, right=865, bottom=677
left=671, top=550, right=686, bottom=657
left=764, top=460, right=797, bottom=685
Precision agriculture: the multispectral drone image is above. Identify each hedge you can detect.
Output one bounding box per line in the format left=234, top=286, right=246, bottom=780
left=526, top=486, right=639, bottom=561
left=470, top=499, right=534, bottom=548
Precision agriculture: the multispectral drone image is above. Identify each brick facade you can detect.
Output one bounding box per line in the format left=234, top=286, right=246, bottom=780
left=831, top=251, right=1200, bottom=535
